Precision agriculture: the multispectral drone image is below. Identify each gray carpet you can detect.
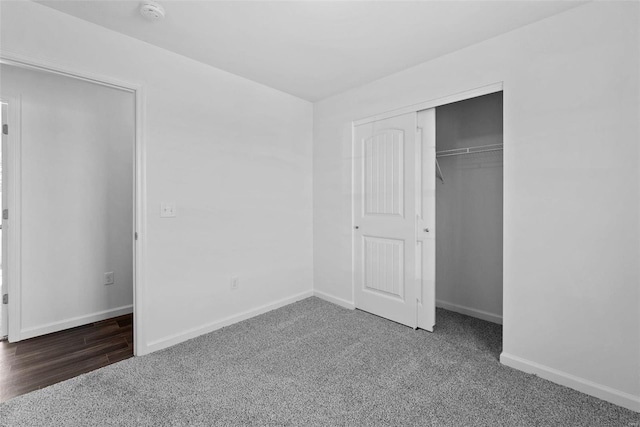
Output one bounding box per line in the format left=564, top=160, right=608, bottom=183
left=1, top=297, right=638, bottom=426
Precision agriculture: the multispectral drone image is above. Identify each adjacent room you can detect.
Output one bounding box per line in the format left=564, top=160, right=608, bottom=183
left=0, top=0, right=638, bottom=425
left=0, top=63, right=135, bottom=400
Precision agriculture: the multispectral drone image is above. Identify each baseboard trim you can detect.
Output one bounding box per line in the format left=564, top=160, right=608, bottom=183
left=436, top=299, right=502, bottom=325
left=19, top=305, right=133, bottom=341
left=500, top=352, right=640, bottom=413
left=145, top=290, right=314, bottom=354
left=313, top=290, right=355, bottom=310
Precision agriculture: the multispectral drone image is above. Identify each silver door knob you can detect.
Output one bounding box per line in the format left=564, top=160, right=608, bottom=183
left=424, top=228, right=430, bottom=232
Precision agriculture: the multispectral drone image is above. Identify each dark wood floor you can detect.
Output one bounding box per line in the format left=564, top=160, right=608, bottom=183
left=0, top=314, right=133, bottom=402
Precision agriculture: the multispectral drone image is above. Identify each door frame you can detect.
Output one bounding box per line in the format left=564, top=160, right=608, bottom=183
left=351, top=82, right=504, bottom=330
left=0, top=95, right=20, bottom=341
left=0, top=50, right=148, bottom=356
left=0, top=99, right=14, bottom=340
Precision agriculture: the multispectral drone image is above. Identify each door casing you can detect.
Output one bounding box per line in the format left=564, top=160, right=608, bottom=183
left=0, top=51, right=149, bottom=356
left=0, top=100, right=9, bottom=339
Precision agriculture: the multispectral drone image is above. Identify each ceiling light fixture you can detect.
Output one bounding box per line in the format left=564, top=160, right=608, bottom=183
left=140, top=1, right=165, bottom=21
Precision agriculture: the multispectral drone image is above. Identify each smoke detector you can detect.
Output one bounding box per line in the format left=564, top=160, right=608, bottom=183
left=140, top=2, right=165, bottom=21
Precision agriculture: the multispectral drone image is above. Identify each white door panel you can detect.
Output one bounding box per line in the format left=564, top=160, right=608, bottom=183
left=417, top=108, right=436, bottom=331
left=353, top=109, right=436, bottom=331
left=354, top=113, right=417, bottom=328
left=363, top=128, right=404, bottom=217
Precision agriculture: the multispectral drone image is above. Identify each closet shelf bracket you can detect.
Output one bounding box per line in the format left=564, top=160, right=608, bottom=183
left=436, top=158, right=444, bottom=184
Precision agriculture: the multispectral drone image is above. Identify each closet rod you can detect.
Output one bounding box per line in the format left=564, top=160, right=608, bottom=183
left=436, top=143, right=503, bottom=158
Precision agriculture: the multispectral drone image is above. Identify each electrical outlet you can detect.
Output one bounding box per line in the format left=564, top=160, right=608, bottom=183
left=230, top=276, right=239, bottom=290
left=104, top=272, right=114, bottom=285
left=160, top=202, right=176, bottom=218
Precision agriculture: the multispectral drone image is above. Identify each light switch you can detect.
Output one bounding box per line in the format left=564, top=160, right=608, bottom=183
left=104, top=272, right=114, bottom=285
left=160, top=202, right=176, bottom=218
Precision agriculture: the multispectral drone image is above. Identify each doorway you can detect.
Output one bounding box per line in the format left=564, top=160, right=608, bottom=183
left=0, top=62, right=138, bottom=401
left=352, top=85, right=504, bottom=338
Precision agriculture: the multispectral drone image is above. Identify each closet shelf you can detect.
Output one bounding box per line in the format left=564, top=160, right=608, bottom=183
left=436, top=143, right=503, bottom=158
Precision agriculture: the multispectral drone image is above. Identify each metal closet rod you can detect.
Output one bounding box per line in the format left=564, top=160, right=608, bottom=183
left=435, top=143, right=503, bottom=183
left=436, top=143, right=503, bottom=158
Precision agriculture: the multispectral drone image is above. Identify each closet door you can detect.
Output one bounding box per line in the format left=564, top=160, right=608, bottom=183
left=353, top=113, right=417, bottom=328
left=416, top=108, right=436, bottom=331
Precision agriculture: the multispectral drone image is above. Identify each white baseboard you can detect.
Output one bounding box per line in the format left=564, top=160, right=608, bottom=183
left=313, top=290, right=355, bottom=310
left=144, top=290, right=314, bottom=354
left=436, top=299, right=502, bottom=325
left=19, top=305, right=133, bottom=341
left=501, top=352, right=640, bottom=413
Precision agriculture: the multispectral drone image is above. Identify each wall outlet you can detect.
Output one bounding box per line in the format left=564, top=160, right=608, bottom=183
left=160, top=202, right=176, bottom=218
left=104, top=272, right=114, bottom=285
left=230, top=276, right=239, bottom=290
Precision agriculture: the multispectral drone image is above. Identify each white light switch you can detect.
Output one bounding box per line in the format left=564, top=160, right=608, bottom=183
left=104, top=272, right=114, bottom=285
left=160, top=202, right=176, bottom=218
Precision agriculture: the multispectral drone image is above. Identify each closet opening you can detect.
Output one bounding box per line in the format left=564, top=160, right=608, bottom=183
left=351, top=84, right=504, bottom=357
left=433, top=92, right=503, bottom=358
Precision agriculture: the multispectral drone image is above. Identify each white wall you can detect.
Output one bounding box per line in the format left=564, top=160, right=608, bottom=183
left=313, top=2, right=639, bottom=411
left=0, top=1, right=313, bottom=352
left=0, top=64, right=134, bottom=338
left=435, top=93, right=503, bottom=324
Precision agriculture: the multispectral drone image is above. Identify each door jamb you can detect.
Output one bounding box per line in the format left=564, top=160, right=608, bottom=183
left=0, top=51, right=148, bottom=356
left=0, top=95, right=21, bottom=342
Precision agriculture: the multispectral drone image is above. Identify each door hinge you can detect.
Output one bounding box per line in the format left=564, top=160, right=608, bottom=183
left=134, top=232, right=138, bottom=241
left=2, top=294, right=7, bottom=304
left=2, top=209, right=8, bottom=220
left=2, top=124, right=7, bottom=135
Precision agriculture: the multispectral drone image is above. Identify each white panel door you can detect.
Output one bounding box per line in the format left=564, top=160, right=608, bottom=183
left=417, top=108, right=436, bottom=331
left=353, top=113, right=417, bottom=328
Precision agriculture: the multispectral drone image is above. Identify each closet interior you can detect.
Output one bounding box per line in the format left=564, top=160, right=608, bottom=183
left=434, top=92, right=504, bottom=325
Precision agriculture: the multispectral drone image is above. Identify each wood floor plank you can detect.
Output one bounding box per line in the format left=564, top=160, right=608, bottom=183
left=87, top=330, right=133, bottom=348
left=16, top=321, right=95, bottom=344
left=117, top=317, right=133, bottom=328
left=0, top=314, right=133, bottom=403
left=14, top=326, right=94, bottom=355
left=0, top=341, right=18, bottom=354
left=13, top=335, right=87, bottom=358
left=10, top=337, right=129, bottom=375
left=84, top=324, right=132, bottom=345
left=5, top=354, right=110, bottom=395
left=0, top=354, right=16, bottom=369
left=8, top=339, right=87, bottom=367
left=0, top=381, right=40, bottom=402
left=90, top=320, right=119, bottom=330
left=106, top=346, right=134, bottom=364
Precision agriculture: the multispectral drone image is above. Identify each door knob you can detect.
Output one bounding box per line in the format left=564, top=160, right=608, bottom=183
left=354, top=226, right=359, bottom=230
left=424, top=228, right=429, bottom=232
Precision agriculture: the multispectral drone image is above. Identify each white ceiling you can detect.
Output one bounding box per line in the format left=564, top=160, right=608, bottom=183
left=35, top=1, right=585, bottom=101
